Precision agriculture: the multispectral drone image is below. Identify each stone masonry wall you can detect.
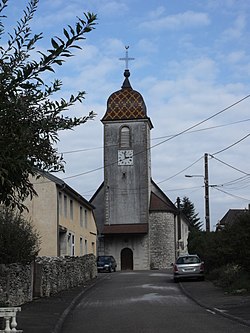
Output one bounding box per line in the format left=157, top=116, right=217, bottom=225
left=34, top=254, right=97, bottom=297
left=149, top=212, right=176, bottom=269
left=0, top=254, right=97, bottom=306
left=0, top=263, right=33, bottom=306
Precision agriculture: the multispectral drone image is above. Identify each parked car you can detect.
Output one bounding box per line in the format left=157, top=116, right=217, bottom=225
left=97, top=255, right=117, bottom=273
left=173, top=254, right=204, bottom=282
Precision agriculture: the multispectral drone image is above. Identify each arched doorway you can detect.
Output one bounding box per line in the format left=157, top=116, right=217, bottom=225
left=121, top=248, right=133, bottom=270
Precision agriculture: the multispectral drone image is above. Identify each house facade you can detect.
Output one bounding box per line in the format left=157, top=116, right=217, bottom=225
left=91, top=68, right=189, bottom=270
left=23, top=172, right=97, bottom=257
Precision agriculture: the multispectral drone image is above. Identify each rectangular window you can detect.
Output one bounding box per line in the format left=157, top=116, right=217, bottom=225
left=80, top=237, right=83, bottom=256
left=70, top=199, right=73, bottom=220
left=64, top=195, right=67, bottom=217
left=80, top=206, right=83, bottom=227
left=71, top=234, right=75, bottom=256
left=85, top=239, right=88, bottom=254
left=84, top=209, right=88, bottom=228
left=68, top=232, right=75, bottom=256
left=92, top=242, right=95, bottom=254
left=58, top=192, right=62, bottom=216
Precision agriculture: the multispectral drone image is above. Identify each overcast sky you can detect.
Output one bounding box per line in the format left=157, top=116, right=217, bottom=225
left=5, top=0, right=250, bottom=230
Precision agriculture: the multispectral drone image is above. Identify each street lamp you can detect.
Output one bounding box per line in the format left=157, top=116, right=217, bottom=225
left=185, top=169, right=210, bottom=232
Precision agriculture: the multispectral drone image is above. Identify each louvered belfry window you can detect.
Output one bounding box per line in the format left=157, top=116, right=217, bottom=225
left=120, top=126, right=130, bottom=148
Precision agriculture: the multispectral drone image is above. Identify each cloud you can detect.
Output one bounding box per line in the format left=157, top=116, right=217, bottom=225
left=140, top=10, right=210, bottom=31
left=98, top=1, right=129, bottom=16
left=221, top=14, right=246, bottom=41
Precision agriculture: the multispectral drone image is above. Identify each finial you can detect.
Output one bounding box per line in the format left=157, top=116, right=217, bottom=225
left=119, top=46, right=135, bottom=70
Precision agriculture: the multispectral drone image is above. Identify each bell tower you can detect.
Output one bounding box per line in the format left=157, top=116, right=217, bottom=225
left=101, top=53, right=153, bottom=231
left=91, top=48, right=180, bottom=270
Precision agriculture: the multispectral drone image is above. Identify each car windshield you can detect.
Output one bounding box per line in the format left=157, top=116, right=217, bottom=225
left=98, top=256, right=112, bottom=262
left=176, top=256, right=200, bottom=264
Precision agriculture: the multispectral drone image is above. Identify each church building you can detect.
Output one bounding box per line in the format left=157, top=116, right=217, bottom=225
left=91, top=54, right=189, bottom=270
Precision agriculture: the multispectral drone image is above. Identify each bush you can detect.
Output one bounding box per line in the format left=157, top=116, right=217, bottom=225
left=208, top=264, right=250, bottom=294
left=0, top=207, right=40, bottom=263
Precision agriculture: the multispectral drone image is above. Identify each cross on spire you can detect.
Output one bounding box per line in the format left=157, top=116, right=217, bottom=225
left=119, top=46, right=135, bottom=70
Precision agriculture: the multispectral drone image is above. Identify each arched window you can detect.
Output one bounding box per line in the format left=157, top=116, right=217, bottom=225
left=120, top=126, right=130, bottom=148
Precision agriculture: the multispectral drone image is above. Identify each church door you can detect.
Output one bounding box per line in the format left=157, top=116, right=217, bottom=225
left=121, top=248, right=133, bottom=270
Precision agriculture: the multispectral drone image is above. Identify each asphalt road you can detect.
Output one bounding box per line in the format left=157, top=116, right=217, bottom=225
left=61, top=271, right=250, bottom=333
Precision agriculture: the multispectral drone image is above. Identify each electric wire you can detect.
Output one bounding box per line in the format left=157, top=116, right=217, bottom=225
left=62, top=94, right=250, bottom=180
left=212, top=133, right=250, bottom=156
left=60, top=117, right=250, bottom=155
left=156, top=155, right=203, bottom=184
left=212, top=187, right=250, bottom=202
left=209, top=155, right=250, bottom=176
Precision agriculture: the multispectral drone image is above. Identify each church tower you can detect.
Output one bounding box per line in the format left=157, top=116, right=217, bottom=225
left=102, top=68, right=153, bottom=229
left=91, top=49, right=188, bottom=270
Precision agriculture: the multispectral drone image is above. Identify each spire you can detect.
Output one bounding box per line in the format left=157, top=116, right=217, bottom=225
left=119, top=46, right=135, bottom=89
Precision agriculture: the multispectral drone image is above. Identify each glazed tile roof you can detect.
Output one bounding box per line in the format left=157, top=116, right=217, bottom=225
left=102, top=70, right=148, bottom=121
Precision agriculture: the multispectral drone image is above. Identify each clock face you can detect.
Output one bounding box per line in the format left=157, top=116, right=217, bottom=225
left=118, top=150, right=133, bottom=165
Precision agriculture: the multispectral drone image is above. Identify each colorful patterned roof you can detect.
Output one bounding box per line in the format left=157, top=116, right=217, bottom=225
left=102, top=70, right=147, bottom=121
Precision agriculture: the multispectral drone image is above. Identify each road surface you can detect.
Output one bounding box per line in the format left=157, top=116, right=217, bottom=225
left=62, top=270, right=250, bottom=332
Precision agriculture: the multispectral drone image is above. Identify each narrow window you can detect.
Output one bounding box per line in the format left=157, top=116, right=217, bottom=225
left=120, top=126, right=130, bottom=148
left=68, top=232, right=75, bottom=256
left=85, top=239, right=88, bottom=254
left=80, top=237, right=83, bottom=256
left=84, top=209, right=88, bottom=228
left=80, top=206, right=83, bottom=227
left=70, top=199, right=73, bottom=220
left=71, top=234, right=75, bottom=256
left=64, top=195, right=67, bottom=217
left=58, top=192, right=62, bottom=216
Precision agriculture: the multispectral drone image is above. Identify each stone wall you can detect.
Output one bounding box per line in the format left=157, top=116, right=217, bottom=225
left=149, top=212, right=176, bottom=269
left=0, top=263, right=33, bottom=306
left=0, top=255, right=97, bottom=306
left=34, top=255, right=97, bottom=297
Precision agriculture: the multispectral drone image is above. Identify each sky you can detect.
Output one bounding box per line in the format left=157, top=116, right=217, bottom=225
left=4, top=0, right=250, bottom=230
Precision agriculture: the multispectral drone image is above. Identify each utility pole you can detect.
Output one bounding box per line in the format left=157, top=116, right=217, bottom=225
left=204, top=153, right=210, bottom=232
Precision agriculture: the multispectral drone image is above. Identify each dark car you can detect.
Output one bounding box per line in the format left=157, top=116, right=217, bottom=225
left=97, top=255, right=117, bottom=273
left=173, top=254, right=204, bottom=282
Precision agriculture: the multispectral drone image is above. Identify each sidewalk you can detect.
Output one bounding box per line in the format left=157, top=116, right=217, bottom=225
left=179, top=279, right=250, bottom=327
left=16, top=275, right=250, bottom=332
left=17, top=276, right=103, bottom=333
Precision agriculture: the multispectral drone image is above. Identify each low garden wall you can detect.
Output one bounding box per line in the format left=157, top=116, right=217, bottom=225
left=0, top=254, right=97, bottom=306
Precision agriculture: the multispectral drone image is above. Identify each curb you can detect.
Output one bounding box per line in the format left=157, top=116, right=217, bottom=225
left=179, top=282, right=250, bottom=328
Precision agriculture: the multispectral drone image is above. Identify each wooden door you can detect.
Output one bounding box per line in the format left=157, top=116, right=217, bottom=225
left=121, top=247, right=133, bottom=270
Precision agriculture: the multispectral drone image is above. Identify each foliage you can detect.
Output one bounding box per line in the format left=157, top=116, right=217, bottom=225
left=0, top=207, right=40, bottom=263
left=180, top=196, right=202, bottom=231
left=188, top=211, right=250, bottom=292
left=0, top=0, right=97, bottom=210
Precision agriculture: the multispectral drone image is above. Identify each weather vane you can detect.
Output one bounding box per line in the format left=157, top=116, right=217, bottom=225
left=119, top=46, right=135, bottom=70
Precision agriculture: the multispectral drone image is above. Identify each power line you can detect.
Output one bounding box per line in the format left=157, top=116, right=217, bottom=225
left=209, top=155, right=250, bottom=176
left=212, top=133, right=250, bottom=155
left=152, top=118, right=250, bottom=142
left=150, top=94, right=250, bottom=151
left=50, top=94, right=250, bottom=182
left=156, top=155, right=203, bottom=184
left=213, top=187, right=250, bottom=202
left=59, top=117, right=250, bottom=155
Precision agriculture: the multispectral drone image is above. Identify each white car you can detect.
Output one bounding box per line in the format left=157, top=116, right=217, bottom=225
left=173, top=254, right=204, bottom=282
